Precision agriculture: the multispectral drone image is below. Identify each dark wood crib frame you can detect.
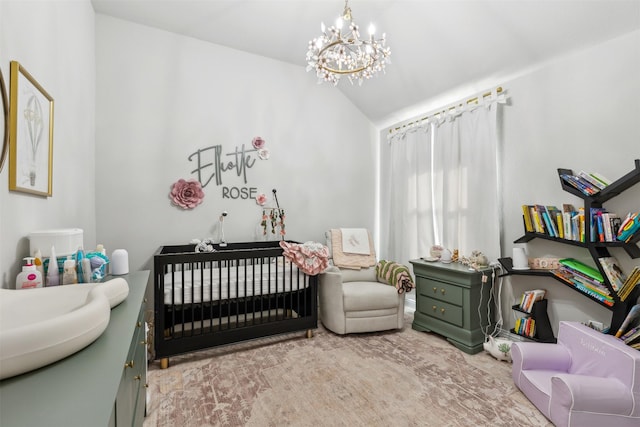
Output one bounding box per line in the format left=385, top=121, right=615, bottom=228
left=153, top=241, right=318, bottom=368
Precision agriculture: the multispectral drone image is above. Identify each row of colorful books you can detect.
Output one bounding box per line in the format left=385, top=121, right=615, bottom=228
left=514, top=317, right=536, bottom=339
left=517, top=289, right=546, bottom=313
left=522, top=204, right=639, bottom=244
left=560, top=170, right=611, bottom=196
left=590, top=208, right=623, bottom=242
left=521, top=204, right=582, bottom=240
left=551, top=258, right=614, bottom=306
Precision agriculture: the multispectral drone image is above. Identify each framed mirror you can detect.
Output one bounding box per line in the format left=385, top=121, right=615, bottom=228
left=0, top=66, right=8, bottom=173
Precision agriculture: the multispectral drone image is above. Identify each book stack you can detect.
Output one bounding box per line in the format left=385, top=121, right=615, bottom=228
left=590, top=208, right=623, bottom=242
left=518, top=289, right=546, bottom=313
left=521, top=204, right=567, bottom=238
left=552, top=258, right=614, bottom=306
left=618, top=266, right=640, bottom=302
left=560, top=170, right=610, bottom=196
left=514, top=317, right=536, bottom=339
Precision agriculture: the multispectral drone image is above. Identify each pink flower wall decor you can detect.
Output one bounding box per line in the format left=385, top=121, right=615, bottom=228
left=256, top=193, right=267, bottom=206
left=258, top=148, right=270, bottom=160
left=252, top=136, right=266, bottom=150
left=170, top=178, right=205, bottom=209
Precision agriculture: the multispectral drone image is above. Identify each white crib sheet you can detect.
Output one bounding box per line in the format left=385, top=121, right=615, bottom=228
left=163, top=263, right=307, bottom=305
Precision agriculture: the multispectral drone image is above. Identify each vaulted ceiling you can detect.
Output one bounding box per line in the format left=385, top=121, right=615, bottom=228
left=91, top=0, right=640, bottom=126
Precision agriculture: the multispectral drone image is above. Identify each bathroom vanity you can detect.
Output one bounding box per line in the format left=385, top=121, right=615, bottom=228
left=0, top=270, right=149, bottom=427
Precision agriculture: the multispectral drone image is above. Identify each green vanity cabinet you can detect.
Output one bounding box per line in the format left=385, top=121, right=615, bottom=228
left=410, top=260, right=492, bottom=354
left=0, top=271, right=149, bottom=427
left=113, top=294, right=148, bottom=426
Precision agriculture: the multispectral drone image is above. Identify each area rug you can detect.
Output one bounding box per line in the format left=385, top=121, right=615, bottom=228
left=144, top=316, right=551, bottom=427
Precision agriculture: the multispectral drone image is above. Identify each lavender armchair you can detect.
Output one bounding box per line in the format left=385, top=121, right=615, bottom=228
left=512, top=321, right=640, bottom=427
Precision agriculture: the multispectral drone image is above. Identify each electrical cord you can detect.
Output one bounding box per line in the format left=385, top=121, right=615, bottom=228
left=478, top=264, right=505, bottom=340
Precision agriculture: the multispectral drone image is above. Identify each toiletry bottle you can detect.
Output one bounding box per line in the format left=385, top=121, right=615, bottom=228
left=76, top=247, right=85, bottom=283
left=62, top=256, right=78, bottom=285
left=46, top=245, right=60, bottom=287
left=16, top=257, right=43, bottom=289
left=33, top=249, right=45, bottom=279
left=81, top=256, right=91, bottom=283
left=97, top=244, right=106, bottom=256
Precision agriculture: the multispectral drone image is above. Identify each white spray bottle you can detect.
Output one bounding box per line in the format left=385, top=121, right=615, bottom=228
left=46, top=246, right=60, bottom=287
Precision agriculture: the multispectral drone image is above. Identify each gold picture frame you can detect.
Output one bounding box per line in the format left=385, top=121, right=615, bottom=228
left=9, top=61, right=54, bottom=197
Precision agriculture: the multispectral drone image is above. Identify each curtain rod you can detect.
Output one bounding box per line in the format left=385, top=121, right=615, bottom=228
left=389, top=86, right=503, bottom=134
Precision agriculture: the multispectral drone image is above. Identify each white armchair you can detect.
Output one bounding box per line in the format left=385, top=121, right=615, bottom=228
left=319, top=265, right=405, bottom=334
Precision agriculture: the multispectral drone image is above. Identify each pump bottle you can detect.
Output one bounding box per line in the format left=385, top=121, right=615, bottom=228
left=16, top=257, right=43, bottom=289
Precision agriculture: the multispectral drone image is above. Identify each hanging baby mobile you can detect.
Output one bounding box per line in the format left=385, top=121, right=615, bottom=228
left=257, top=188, right=285, bottom=238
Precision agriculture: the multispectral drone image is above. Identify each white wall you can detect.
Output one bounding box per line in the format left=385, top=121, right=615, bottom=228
left=382, top=29, right=640, bottom=334
left=0, top=0, right=96, bottom=289
left=95, top=15, right=376, bottom=273
left=500, top=29, right=640, bottom=333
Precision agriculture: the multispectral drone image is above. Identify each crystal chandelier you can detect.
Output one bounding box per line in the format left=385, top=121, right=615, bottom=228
left=306, top=0, right=391, bottom=86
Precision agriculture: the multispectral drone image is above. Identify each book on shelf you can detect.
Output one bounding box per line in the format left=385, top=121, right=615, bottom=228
left=618, top=212, right=640, bottom=243
left=552, top=261, right=614, bottom=306
left=560, top=173, right=599, bottom=196
left=578, top=170, right=609, bottom=190
left=599, top=212, right=620, bottom=242
left=559, top=258, right=604, bottom=283
left=619, top=266, right=640, bottom=302
left=518, top=289, right=546, bottom=313
left=615, top=304, right=640, bottom=338
left=514, top=317, right=536, bottom=339
left=621, top=326, right=640, bottom=344
left=598, top=256, right=626, bottom=292
left=521, top=205, right=534, bottom=233
left=588, top=171, right=612, bottom=188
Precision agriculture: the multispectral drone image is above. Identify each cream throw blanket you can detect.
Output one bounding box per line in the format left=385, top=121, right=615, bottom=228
left=330, top=229, right=376, bottom=269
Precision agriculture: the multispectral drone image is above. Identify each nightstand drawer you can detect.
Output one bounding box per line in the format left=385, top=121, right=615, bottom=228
left=417, top=277, right=463, bottom=306
left=418, top=295, right=463, bottom=327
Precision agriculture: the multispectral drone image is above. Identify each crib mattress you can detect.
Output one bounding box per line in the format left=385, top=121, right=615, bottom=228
left=163, top=264, right=308, bottom=305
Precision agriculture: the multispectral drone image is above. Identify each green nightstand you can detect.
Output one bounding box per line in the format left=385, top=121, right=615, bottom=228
left=410, top=259, right=493, bottom=354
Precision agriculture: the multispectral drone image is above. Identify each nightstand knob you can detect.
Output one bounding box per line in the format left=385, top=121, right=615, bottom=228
left=432, top=305, right=437, bottom=311
left=137, top=321, right=143, bottom=328
left=125, top=360, right=135, bottom=369
left=441, top=288, right=446, bottom=295
left=441, top=308, right=445, bottom=314
left=134, top=375, right=141, bottom=381
left=432, top=287, right=437, bottom=293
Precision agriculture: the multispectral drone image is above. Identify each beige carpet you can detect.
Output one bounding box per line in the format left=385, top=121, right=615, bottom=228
left=144, top=316, right=552, bottom=427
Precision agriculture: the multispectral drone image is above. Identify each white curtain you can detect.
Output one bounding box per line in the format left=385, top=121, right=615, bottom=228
left=383, top=125, right=434, bottom=266
left=384, top=92, right=504, bottom=266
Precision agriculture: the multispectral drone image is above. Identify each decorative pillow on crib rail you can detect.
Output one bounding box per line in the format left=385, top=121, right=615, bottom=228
left=279, top=241, right=330, bottom=276
left=375, top=260, right=415, bottom=294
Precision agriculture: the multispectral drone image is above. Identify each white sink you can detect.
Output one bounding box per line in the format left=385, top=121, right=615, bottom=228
left=0, top=278, right=129, bottom=380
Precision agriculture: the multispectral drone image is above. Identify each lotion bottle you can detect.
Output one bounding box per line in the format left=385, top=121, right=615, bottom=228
left=16, top=257, right=43, bottom=289
left=62, top=256, right=78, bottom=285
left=46, top=246, right=60, bottom=287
